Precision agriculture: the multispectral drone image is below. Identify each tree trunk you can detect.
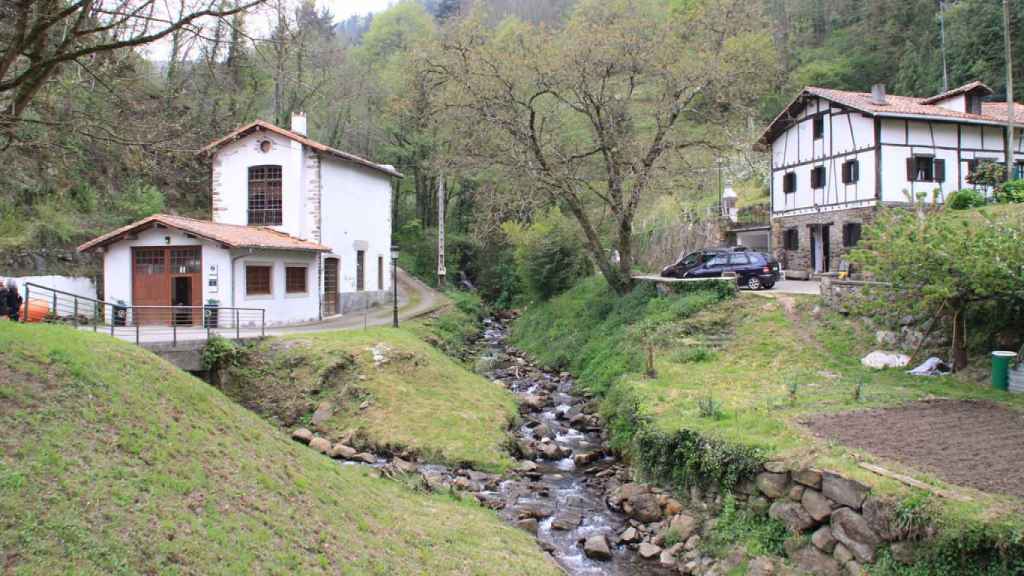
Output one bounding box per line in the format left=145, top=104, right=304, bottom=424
left=951, top=306, right=968, bottom=371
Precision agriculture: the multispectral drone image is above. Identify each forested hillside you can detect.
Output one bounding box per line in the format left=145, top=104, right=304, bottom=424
left=1, top=0, right=1020, bottom=283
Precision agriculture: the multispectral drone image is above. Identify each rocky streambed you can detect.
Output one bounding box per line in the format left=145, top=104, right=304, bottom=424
left=291, top=318, right=747, bottom=576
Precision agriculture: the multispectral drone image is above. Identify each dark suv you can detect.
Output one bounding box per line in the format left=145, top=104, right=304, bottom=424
left=661, top=248, right=780, bottom=290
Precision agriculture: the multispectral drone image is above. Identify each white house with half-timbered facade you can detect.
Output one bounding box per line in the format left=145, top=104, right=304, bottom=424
left=79, top=114, right=401, bottom=326
left=760, top=81, right=1024, bottom=278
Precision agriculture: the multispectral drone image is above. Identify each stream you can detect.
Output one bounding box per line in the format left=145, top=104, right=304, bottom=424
left=471, top=318, right=674, bottom=576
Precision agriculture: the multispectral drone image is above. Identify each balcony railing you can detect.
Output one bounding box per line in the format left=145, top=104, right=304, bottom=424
left=722, top=203, right=771, bottom=228
left=21, top=283, right=265, bottom=346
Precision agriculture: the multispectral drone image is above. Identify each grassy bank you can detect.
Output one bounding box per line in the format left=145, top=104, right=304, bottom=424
left=0, top=321, right=559, bottom=575
left=511, top=277, right=1024, bottom=574
left=217, top=321, right=517, bottom=473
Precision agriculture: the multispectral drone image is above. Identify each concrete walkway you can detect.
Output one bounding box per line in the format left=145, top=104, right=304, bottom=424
left=768, top=279, right=821, bottom=295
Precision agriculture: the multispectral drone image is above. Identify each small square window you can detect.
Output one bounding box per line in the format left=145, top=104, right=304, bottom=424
left=843, top=223, right=862, bottom=248
left=783, top=172, right=796, bottom=194
left=783, top=228, right=799, bottom=250
left=286, top=266, right=307, bottom=294
left=813, top=116, right=824, bottom=140
left=246, top=265, right=272, bottom=296
left=908, top=156, right=944, bottom=182
left=810, top=166, right=826, bottom=189
left=841, top=160, right=859, bottom=184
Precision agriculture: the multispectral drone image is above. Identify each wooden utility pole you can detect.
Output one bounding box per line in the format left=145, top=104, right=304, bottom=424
left=1005, top=0, right=1017, bottom=181
left=437, top=175, right=447, bottom=287
left=939, top=0, right=950, bottom=92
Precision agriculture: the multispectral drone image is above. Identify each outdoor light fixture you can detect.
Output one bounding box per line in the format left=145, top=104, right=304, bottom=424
left=391, top=245, right=399, bottom=328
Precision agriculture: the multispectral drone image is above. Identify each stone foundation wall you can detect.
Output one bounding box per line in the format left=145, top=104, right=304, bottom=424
left=772, top=207, right=877, bottom=279
left=737, top=461, right=908, bottom=575
left=339, top=290, right=392, bottom=315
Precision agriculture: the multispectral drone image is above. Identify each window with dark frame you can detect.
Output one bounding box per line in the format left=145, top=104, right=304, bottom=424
left=813, top=116, right=824, bottom=140
left=783, top=172, right=796, bottom=194
left=967, top=94, right=983, bottom=115
left=248, top=165, right=283, bottom=225
left=841, top=160, right=859, bottom=184
left=356, top=250, right=365, bottom=291
left=810, top=166, right=826, bottom=189
left=169, top=247, right=200, bottom=274
left=286, top=266, right=307, bottom=294
left=246, top=265, right=272, bottom=296
left=377, top=256, right=384, bottom=290
left=134, top=248, right=165, bottom=274
left=842, top=223, right=862, bottom=248
left=783, top=228, right=799, bottom=250
left=907, top=156, right=944, bottom=182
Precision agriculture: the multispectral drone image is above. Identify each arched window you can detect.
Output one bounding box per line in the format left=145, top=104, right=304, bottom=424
left=248, top=165, right=282, bottom=225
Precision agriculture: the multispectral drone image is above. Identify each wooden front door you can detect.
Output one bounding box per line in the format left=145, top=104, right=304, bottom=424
left=323, top=257, right=339, bottom=316
left=132, top=246, right=202, bottom=325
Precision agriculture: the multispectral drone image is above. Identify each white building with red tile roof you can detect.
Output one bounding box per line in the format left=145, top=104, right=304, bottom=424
left=759, top=82, right=1023, bottom=278
left=80, top=114, right=401, bottom=325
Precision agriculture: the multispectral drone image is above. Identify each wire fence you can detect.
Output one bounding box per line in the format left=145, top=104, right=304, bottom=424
left=22, top=283, right=265, bottom=346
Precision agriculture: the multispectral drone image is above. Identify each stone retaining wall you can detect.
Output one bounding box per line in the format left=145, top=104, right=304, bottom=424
left=737, top=461, right=907, bottom=576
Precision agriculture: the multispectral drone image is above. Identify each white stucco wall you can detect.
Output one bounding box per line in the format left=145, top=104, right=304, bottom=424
left=100, top=227, right=320, bottom=326
left=211, top=132, right=309, bottom=240
left=9, top=276, right=97, bottom=301
left=320, top=157, right=393, bottom=295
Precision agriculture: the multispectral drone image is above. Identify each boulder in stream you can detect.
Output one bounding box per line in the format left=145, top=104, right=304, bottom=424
left=583, top=534, right=612, bottom=561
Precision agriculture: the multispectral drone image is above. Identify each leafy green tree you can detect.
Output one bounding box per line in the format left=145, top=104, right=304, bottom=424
left=850, top=206, right=1024, bottom=370
left=434, top=0, right=776, bottom=294
left=504, top=208, right=592, bottom=302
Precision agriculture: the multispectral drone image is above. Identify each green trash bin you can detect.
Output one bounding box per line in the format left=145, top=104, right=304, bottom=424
left=992, top=351, right=1018, bottom=391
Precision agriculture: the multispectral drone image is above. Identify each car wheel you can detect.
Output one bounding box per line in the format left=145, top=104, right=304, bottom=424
left=763, top=280, right=775, bottom=290
left=746, top=275, right=762, bottom=290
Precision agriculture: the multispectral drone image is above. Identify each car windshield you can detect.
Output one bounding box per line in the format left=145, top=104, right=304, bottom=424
left=679, top=252, right=702, bottom=267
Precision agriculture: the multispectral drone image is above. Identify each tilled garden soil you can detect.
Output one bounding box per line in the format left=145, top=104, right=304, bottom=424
left=803, top=399, right=1024, bottom=499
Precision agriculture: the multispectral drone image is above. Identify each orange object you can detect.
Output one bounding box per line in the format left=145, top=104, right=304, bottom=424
left=20, top=299, right=50, bottom=323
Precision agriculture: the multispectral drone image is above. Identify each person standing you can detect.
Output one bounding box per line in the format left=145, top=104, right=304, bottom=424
left=0, top=280, right=8, bottom=319
left=5, top=279, right=22, bottom=321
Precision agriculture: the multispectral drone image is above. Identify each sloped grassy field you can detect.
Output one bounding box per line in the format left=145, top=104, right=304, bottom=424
left=0, top=321, right=560, bottom=576
left=219, top=327, right=518, bottom=472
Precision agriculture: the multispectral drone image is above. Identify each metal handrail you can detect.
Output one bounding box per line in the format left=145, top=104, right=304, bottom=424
left=21, top=282, right=266, bottom=345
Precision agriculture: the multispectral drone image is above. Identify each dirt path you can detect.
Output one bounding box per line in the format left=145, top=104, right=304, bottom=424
left=803, top=399, right=1024, bottom=499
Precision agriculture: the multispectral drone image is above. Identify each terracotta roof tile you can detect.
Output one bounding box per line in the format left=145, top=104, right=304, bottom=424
left=760, top=82, right=1024, bottom=146
left=200, top=120, right=403, bottom=179
left=78, top=214, right=330, bottom=253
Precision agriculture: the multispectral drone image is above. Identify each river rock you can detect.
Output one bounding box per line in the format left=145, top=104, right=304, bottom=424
left=390, top=457, right=418, bottom=474
left=811, top=525, right=837, bottom=553
left=638, top=542, right=662, bottom=559
left=822, top=473, right=870, bottom=509
left=308, top=436, right=331, bottom=454
left=619, top=526, right=640, bottom=544
left=537, top=441, right=568, bottom=460
left=625, top=492, right=663, bottom=523
left=788, top=484, right=805, bottom=502
left=517, top=460, right=539, bottom=473
left=583, top=535, right=612, bottom=561
left=573, top=451, right=601, bottom=466
left=669, top=513, right=699, bottom=541
left=830, top=508, right=881, bottom=563
left=353, top=452, right=377, bottom=464
left=793, top=468, right=823, bottom=489
left=764, top=461, right=788, bottom=473
left=329, top=443, right=358, bottom=460
left=749, top=496, right=770, bottom=515
left=532, top=423, right=552, bottom=440
left=291, top=428, right=313, bottom=444
left=310, top=401, right=334, bottom=427
left=801, top=488, right=834, bottom=522
left=684, top=535, right=700, bottom=551
left=659, top=548, right=677, bottom=568
left=515, top=501, right=554, bottom=520
left=789, top=544, right=843, bottom=576
left=845, top=560, right=865, bottom=576
left=756, top=472, right=790, bottom=499
left=516, top=518, right=538, bottom=534
left=550, top=511, right=583, bottom=531
left=769, top=501, right=817, bottom=533
left=520, top=394, right=545, bottom=412
left=664, top=498, right=684, bottom=516
left=833, top=543, right=853, bottom=564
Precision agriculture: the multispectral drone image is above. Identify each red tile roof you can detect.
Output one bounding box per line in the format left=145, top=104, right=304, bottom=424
left=919, top=80, right=992, bottom=104
left=760, top=82, right=1024, bottom=146
left=200, top=120, right=404, bottom=179
left=78, top=214, right=330, bottom=253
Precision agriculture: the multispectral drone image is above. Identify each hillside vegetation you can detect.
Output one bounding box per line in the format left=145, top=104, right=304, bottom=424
left=0, top=321, right=560, bottom=576
left=217, top=325, right=518, bottom=472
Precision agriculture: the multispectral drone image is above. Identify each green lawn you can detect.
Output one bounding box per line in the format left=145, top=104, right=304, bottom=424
left=0, top=321, right=560, bottom=576
left=220, top=325, right=518, bottom=473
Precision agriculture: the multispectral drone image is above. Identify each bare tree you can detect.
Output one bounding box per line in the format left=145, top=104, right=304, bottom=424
left=0, top=0, right=265, bottom=127
left=432, top=0, right=776, bottom=294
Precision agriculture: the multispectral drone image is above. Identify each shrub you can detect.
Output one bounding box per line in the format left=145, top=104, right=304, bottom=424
left=946, top=188, right=986, bottom=210
left=696, top=395, right=724, bottom=419
left=202, top=335, right=243, bottom=371
left=997, top=179, right=1024, bottom=204
left=503, top=208, right=592, bottom=302
left=117, top=180, right=166, bottom=223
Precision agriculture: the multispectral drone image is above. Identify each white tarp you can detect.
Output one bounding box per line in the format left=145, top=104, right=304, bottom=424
left=2, top=275, right=97, bottom=301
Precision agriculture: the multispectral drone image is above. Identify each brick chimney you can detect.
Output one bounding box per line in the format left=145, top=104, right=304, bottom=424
left=291, top=112, right=307, bottom=136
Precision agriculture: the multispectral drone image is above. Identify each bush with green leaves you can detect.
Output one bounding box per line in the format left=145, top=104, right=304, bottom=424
left=503, top=208, right=592, bottom=302
left=946, top=188, right=987, bottom=210
left=997, top=179, right=1024, bottom=204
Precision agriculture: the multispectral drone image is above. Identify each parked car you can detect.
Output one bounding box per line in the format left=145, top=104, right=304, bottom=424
left=660, top=247, right=748, bottom=279
left=662, top=249, right=780, bottom=290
